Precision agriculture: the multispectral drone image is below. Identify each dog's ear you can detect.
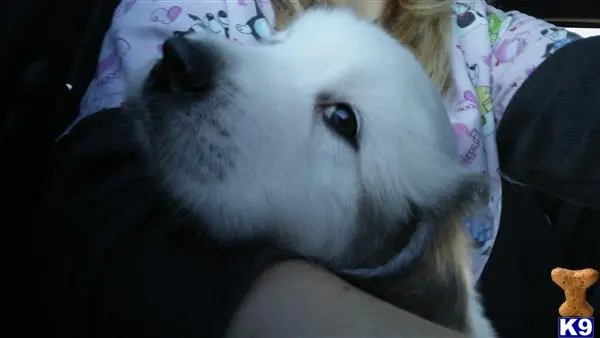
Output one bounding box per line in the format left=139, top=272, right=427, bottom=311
left=418, top=168, right=490, bottom=225
left=395, top=147, right=489, bottom=225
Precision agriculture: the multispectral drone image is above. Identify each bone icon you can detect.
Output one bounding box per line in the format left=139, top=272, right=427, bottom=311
left=551, top=267, right=599, bottom=317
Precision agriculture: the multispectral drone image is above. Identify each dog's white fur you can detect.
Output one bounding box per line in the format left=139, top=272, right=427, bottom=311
left=130, top=8, right=496, bottom=337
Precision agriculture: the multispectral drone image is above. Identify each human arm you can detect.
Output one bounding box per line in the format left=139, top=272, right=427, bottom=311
left=228, top=260, right=466, bottom=338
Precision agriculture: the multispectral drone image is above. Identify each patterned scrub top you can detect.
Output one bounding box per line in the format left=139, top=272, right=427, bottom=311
left=72, top=0, right=580, bottom=281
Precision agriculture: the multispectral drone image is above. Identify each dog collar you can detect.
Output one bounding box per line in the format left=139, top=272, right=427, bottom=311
left=338, top=219, right=433, bottom=279
left=339, top=249, right=411, bottom=279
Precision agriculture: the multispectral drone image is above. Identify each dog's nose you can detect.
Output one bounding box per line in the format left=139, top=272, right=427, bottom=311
left=144, top=35, right=217, bottom=94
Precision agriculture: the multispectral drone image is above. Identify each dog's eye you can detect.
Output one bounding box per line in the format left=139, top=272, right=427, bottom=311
left=322, top=103, right=360, bottom=147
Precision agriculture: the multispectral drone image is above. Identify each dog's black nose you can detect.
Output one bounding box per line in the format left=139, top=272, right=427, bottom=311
left=144, top=35, right=217, bottom=94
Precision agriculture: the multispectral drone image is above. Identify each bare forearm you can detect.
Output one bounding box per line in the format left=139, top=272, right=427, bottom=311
left=227, top=260, right=466, bottom=338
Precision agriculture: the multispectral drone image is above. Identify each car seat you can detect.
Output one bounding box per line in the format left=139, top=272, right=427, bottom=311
left=2, top=0, right=120, bottom=335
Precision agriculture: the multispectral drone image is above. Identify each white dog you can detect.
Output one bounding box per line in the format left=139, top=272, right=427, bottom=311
left=127, top=7, right=496, bottom=337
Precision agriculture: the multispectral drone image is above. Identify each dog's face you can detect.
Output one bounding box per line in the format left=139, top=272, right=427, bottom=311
left=129, top=8, right=486, bottom=267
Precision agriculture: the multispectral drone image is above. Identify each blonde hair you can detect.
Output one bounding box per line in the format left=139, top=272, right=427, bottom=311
left=379, top=0, right=453, bottom=94
left=271, top=0, right=454, bottom=94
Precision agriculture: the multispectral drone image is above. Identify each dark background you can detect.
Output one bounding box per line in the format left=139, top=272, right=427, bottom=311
left=496, top=0, right=600, bottom=27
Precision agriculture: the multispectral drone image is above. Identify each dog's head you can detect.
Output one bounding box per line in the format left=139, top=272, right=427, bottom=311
left=128, top=8, right=487, bottom=268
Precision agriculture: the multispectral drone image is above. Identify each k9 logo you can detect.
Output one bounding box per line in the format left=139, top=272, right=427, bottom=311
left=558, top=317, right=595, bottom=337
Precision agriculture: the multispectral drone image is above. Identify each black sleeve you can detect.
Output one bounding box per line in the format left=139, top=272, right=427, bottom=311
left=480, top=36, right=600, bottom=338
left=28, top=109, right=292, bottom=338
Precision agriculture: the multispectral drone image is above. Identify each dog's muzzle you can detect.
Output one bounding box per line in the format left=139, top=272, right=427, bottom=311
left=144, top=35, right=219, bottom=95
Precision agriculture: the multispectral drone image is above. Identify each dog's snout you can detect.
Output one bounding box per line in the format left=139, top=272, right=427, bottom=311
left=144, top=36, right=217, bottom=94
